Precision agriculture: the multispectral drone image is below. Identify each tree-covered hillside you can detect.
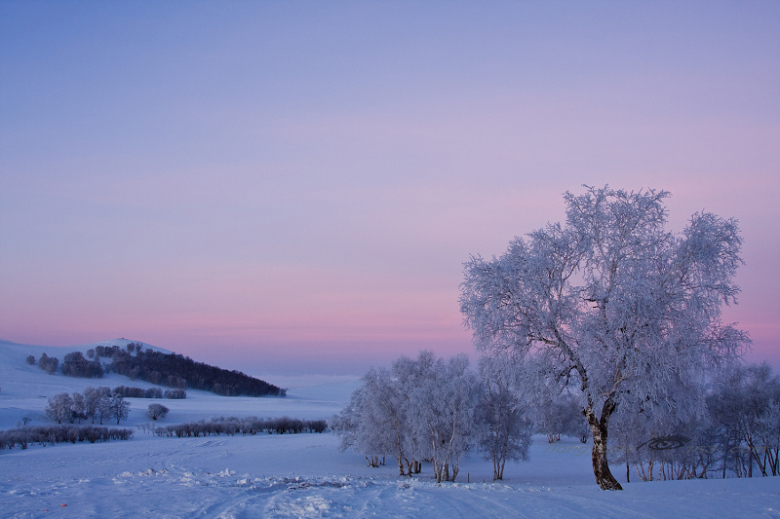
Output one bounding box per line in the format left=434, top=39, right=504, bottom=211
left=99, top=343, right=285, bottom=397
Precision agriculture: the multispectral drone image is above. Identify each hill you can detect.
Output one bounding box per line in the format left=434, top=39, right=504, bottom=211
left=0, top=338, right=283, bottom=398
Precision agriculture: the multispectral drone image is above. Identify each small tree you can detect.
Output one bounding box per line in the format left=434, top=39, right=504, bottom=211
left=476, top=355, right=533, bottom=480
left=38, top=353, right=59, bottom=374
left=147, top=403, right=169, bottom=421
left=461, top=186, right=749, bottom=490
left=83, top=386, right=111, bottom=424
left=96, top=392, right=112, bottom=424
left=45, top=393, right=73, bottom=424
left=331, top=368, right=408, bottom=473
left=26, top=355, right=36, bottom=365
left=71, top=392, right=86, bottom=423
left=108, top=394, right=130, bottom=425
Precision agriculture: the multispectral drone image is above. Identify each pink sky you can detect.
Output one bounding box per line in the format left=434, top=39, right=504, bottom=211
left=1, top=2, right=778, bottom=375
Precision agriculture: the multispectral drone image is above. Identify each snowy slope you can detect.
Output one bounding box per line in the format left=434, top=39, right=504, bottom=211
left=0, top=340, right=350, bottom=430
left=2, top=341, right=779, bottom=518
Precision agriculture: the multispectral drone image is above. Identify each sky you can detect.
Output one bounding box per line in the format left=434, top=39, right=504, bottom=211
left=1, top=1, right=778, bottom=376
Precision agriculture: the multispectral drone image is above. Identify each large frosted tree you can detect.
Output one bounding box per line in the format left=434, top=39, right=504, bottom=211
left=460, top=186, right=749, bottom=490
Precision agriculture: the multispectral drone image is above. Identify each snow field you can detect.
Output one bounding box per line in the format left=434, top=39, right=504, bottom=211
left=2, top=341, right=780, bottom=518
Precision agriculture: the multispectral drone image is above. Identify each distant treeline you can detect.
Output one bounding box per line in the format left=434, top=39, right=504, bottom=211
left=152, top=416, right=327, bottom=438
left=0, top=425, right=133, bottom=450
left=27, top=342, right=284, bottom=398
left=112, top=385, right=186, bottom=399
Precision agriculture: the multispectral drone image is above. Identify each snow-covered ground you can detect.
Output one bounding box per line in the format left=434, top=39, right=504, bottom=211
left=2, top=340, right=779, bottom=518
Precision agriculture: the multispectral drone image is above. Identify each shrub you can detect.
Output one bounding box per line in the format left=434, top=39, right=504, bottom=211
left=147, top=404, right=169, bottom=421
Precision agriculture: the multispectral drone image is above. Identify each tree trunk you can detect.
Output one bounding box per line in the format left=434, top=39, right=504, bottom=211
left=625, top=451, right=630, bottom=483
left=586, top=405, right=623, bottom=490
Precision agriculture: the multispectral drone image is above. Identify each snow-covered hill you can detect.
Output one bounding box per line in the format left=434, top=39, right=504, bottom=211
left=1, top=340, right=779, bottom=518
left=0, top=339, right=355, bottom=431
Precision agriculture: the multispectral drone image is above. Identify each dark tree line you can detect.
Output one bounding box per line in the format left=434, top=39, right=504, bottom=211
left=29, top=352, right=104, bottom=378
left=27, top=343, right=283, bottom=397
left=153, top=416, right=327, bottom=437
left=0, top=425, right=132, bottom=450
left=112, top=385, right=186, bottom=399
left=104, top=345, right=284, bottom=397
left=61, top=351, right=105, bottom=378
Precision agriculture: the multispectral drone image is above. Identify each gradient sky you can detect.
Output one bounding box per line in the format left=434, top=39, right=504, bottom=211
left=1, top=1, right=778, bottom=376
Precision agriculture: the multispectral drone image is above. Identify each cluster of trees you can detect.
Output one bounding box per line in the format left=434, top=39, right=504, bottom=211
left=45, top=388, right=131, bottom=425
left=331, top=351, right=533, bottom=483
left=459, top=186, right=752, bottom=490
left=335, top=187, right=772, bottom=488
left=0, top=425, right=132, bottom=450
left=533, top=362, right=780, bottom=482
left=61, top=351, right=104, bottom=378
left=151, top=416, right=327, bottom=437
left=605, top=362, right=780, bottom=482
left=708, top=363, right=780, bottom=478
left=26, top=343, right=282, bottom=398
left=99, top=345, right=284, bottom=397
left=30, top=353, right=59, bottom=374
left=93, top=344, right=135, bottom=358
left=112, top=385, right=186, bottom=399
left=29, top=351, right=104, bottom=377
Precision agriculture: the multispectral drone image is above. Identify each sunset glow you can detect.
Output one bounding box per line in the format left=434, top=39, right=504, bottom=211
left=1, top=2, right=778, bottom=375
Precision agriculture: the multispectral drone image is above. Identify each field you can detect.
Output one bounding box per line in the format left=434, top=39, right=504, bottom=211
left=1, top=340, right=779, bottom=518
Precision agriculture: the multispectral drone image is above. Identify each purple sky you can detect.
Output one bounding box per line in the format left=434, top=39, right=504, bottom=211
left=1, top=2, right=778, bottom=376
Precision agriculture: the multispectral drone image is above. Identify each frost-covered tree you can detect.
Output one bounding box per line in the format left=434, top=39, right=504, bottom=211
left=96, top=393, right=112, bottom=424
left=708, top=363, right=780, bottom=477
left=108, top=394, right=130, bottom=425
left=364, top=366, right=412, bottom=475
left=358, top=367, right=410, bottom=473
left=476, top=356, right=532, bottom=480
left=330, top=369, right=406, bottom=472
left=71, top=392, right=86, bottom=423
left=38, top=353, right=59, bottom=374
left=392, top=351, right=441, bottom=475
left=147, top=403, right=169, bottom=421
left=406, top=354, right=480, bottom=483
left=83, top=386, right=111, bottom=424
left=333, top=351, right=481, bottom=482
left=331, top=386, right=363, bottom=452
left=460, top=186, right=749, bottom=490
left=45, top=393, right=73, bottom=424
